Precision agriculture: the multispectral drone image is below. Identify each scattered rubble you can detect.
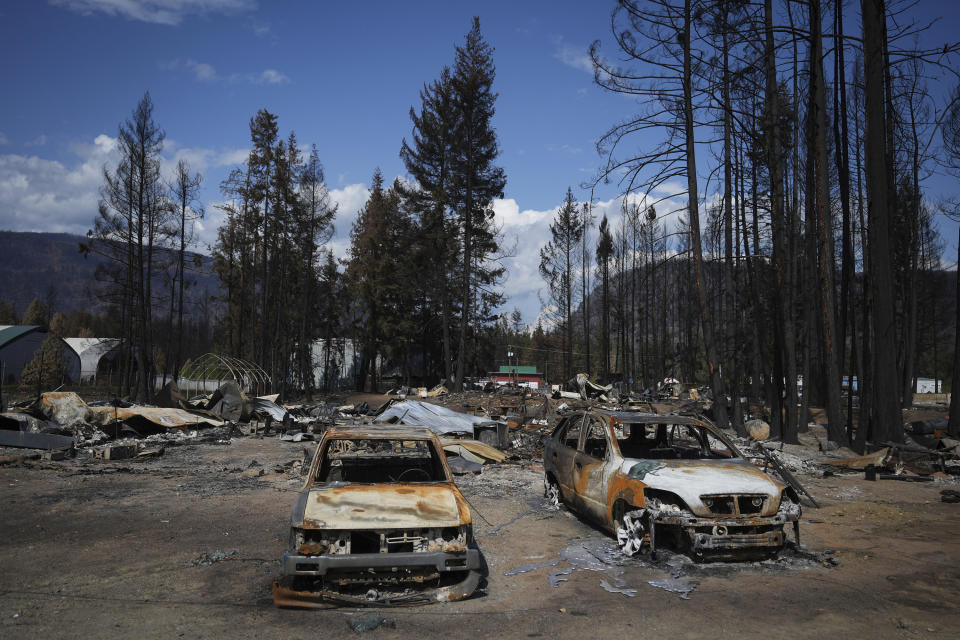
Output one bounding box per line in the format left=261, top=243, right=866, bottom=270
left=185, top=548, right=240, bottom=567
left=346, top=616, right=396, bottom=633
left=505, top=525, right=838, bottom=602
left=3, top=382, right=957, bottom=488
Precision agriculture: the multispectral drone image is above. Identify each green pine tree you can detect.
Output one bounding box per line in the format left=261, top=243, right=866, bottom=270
left=22, top=298, right=47, bottom=326
left=20, top=335, right=67, bottom=397
left=449, top=16, right=506, bottom=390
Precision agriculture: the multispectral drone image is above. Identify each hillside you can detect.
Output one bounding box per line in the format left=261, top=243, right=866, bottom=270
left=0, top=230, right=221, bottom=316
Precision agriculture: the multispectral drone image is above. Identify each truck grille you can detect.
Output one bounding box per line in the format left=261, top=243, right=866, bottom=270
left=300, top=527, right=464, bottom=555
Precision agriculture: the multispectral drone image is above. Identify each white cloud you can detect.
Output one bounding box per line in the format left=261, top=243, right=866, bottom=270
left=251, top=69, right=290, bottom=85
left=531, top=305, right=559, bottom=333
left=555, top=43, right=593, bottom=74
left=216, top=148, right=249, bottom=166
left=192, top=200, right=227, bottom=250
left=0, top=132, right=9, bottom=145
left=163, top=139, right=247, bottom=175
left=329, top=183, right=370, bottom=222
left=304, top=182, right=693, bottom=325
left=0, top=136, right=118, bottom=233
left=186, top=59, right=217, bottom=82
left=50, top=0, right=256, bottom=26
left=493, top=197, right=574, bottom=324
left=250, top=20, right=271, bottom=37
left=163, top=58, right=291, bottom=85
left=326, top=183, right=371, bottom=259
left=545, top=143, right=582, bottom=155
left=25, top=134, right=48, bottom=147
left=0, top=134, right=250, bottom=242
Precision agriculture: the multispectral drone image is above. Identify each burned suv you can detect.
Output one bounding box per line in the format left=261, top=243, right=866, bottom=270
left=273, top=426, right=481, bottom=607
left=543, top=411, right=801, bottom=560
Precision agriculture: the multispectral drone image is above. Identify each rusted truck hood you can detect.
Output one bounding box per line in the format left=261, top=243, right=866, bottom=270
left=623, top=459, right=784, bottom=516
left=299, top=483, right=466, bottom=529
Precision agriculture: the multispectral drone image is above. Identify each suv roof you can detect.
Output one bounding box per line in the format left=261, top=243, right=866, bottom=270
left=323, top=425, right=438, bottom=439
left=591, top=410, right=707, bottom=426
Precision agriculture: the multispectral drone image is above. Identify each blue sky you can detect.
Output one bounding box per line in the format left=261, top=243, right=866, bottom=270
left=2, top=0, right=960, bottom=326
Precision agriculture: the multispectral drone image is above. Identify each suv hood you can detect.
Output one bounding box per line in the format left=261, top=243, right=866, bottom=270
left=623, top=459, right=784, bottom=516
left=301, top=483, right=466, bottom=529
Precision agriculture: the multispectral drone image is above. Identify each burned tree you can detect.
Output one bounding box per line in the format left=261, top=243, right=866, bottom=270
left=590, top=0, right=729, bottom=428
left=539, top=188, right=584, bottom=382
left=84, top=92, right=168, bottom=401
left=597, top=215, right=614, bottom=382
left=166, top=159, right=203, bottom=386
left=860, top=0, right=902, bottom=445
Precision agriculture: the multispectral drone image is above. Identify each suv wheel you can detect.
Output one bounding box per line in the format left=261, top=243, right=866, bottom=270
left=544, top=476, right=562, bottom=508
left=615, top=507, right=646, bottom=557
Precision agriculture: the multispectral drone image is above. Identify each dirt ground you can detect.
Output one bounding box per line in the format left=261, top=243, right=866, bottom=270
left=2, top=434, right=959, bottom=640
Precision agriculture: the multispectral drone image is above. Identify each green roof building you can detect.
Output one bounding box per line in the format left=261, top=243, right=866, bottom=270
left=0, top=325, right=80, bottom=384
left=490, top=365, right=543, bottom=389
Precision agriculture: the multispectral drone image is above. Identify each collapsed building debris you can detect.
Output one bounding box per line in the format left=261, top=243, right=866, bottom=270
left=817, top=437, right=957, bottom=480
left=251, top=396, right=289, bottom=424
left=0, top=390, right=232, bottom=453
left=820, top=447, right=890, bottom=471
left=204, top=382, right=252, bottom=422
left=571, top=373, right=617, bottom=402
left=377, top=399, right=508, bottom=448
left=439, top=438, right=506, bottom=464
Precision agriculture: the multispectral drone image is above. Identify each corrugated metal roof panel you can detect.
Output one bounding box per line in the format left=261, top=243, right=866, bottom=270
left=376, top=400, right=498, bottom=435
left=0, top=325, right=42, bottom=348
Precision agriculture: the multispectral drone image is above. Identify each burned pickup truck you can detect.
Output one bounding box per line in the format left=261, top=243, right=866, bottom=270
left=273, top=425, right=481, bottom=607
left=543, top=411, right=801, bottom=560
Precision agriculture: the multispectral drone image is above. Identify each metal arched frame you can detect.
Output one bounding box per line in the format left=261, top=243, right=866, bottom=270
left=178, top=353, right=272, bottom=398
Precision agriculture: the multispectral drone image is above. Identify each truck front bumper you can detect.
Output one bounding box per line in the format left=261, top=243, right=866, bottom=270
left=280, top=548, right=481, bottom=576
left=274, top=549, right=482, bottom=608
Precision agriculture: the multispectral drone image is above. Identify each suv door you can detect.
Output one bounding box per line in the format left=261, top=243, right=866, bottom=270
left=572, top=414, right=612, bottom=523
left=549, top=413, right=585, bottom=501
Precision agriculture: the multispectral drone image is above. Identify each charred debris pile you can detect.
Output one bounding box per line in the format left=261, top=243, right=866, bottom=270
left=1, top=379, right=958, bottom=489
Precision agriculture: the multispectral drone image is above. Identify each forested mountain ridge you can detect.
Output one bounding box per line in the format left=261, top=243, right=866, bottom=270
left=0, top=230, right=220, bottom=317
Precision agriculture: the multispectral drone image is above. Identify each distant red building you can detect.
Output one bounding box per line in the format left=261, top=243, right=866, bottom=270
left=489, top=365, right=543, bottom=390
